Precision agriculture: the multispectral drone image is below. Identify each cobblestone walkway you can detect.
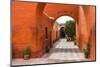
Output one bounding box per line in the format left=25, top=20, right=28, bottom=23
left=43, top=39, right=85, bottom=60
left=12, top=38, right=90, bottom=66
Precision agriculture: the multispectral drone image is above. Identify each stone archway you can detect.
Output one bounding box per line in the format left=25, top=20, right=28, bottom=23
left=43, top=3, right=79, bottom=47
left=43, top=3, right=78, bottom=21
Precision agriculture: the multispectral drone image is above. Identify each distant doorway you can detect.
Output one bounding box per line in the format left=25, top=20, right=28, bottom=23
left=60, top=27, right=65, bottom=38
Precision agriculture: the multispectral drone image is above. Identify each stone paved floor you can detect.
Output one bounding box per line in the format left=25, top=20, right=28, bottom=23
left=12, top=38, right=90, bottom=66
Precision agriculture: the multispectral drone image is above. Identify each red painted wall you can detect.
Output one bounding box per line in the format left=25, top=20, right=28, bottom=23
left=12, top=1, right=41, bottom=58
left=52, top=22, right=60, bottom=43
left=84, top=6, right=96, bottom=60
left=78, top=6, right=96, bottom=60
left=78, top=6, right=88, bottom=50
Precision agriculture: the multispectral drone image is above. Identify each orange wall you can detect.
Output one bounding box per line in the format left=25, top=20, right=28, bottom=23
left=12, top=1, right=44, bottom=58
left=78, top=6, right=88, bottom=50
left=44, top=4, right=78, bottom=21
left=52, top=22, right=60, bottom=43
left=38, top=13, right=53, bottom=53
left=78, top=6, right=96, bottom=60
left=84, top=6, right=96, bottom=60
left=12, top=1, right=53, bottom=58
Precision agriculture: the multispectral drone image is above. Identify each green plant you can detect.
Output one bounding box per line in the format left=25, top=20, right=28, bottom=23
left=83, top=48, right=88, bottom=58
left=24, top=48, right=31, bottom=55
left=83, top=42, right=90, bottom=58
left=65, top=20, right=76, bottom=39
left=86, top=42, right=90, bottom=51
left=74, top=40, right=76, bottom=45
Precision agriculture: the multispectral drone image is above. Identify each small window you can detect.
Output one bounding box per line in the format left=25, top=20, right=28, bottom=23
left=45, top=27, right=48, bottom=39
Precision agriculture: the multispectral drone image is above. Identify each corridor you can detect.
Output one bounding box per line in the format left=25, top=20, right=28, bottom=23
left=12, top=38, right=90, bottom=66
left=43, top=38, right=85, bottom=60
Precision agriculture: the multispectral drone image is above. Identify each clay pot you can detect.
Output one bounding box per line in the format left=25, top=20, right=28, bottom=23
left=24, top=55, right=30, bottom=60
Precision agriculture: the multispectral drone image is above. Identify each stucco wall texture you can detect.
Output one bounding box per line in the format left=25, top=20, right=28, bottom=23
left=12, top=1, right=96, bottom=60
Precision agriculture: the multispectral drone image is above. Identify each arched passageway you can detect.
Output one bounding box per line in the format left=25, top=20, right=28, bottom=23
left=55, top=16, right=76, bottom=39
left=39, top=15, right=84, bottom=61
left=51, top=15, right=76, bottom=44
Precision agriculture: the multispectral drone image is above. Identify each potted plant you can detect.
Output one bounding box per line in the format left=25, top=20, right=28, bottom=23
left=83, top=42, right=90, bottom=58
left=73, top=36, right=76, bottom=45
left=83, top=48, right=89, bottom=58
left=74, top=39, right=76, bottom=45
left=23, top=47, right=31, bottom=60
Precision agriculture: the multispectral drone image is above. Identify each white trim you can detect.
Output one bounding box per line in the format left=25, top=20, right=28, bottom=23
left=43, top=12, right=54, bottom=19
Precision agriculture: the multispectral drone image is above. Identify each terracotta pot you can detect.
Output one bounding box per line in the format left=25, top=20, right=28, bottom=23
left=84, top=54, right=89, bottom=58
left=24, top=55, right=30, bottom=60
left=74, top=40, right=76, bottom=45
